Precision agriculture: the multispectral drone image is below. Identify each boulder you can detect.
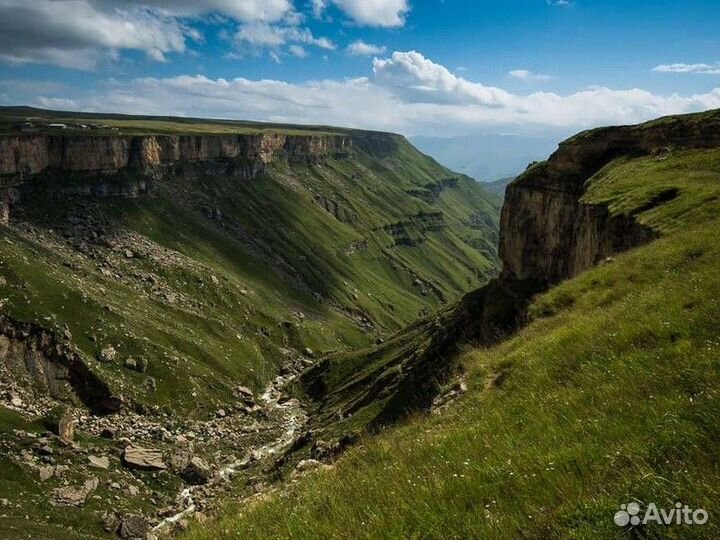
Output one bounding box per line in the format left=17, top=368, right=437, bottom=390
left=53, top=486, right=87, bottom=507
left=235, top=385, right=254, bottom=403
left=98, top=346, right=116, bottom=363
left=52, top=477, right=98, bottom=507
left=45, top=405, right=75, bottom=442
left=180, top=457, right=211, bottom=485
left=102, top=512, right=120, bottom=533
left=119, top=516, right=148, bottom=539
left=58, top=410, right=75, bottom=443
left=135, top=356, right=149, bottom=373
left=39, top=465, right=55, bottom=481
left=122, top=446, right=167, bottom=471
left=295, top=459, right=323, bottom=473
left=144, top=377, right=157, bottom=392
left=88, top=455, right=110, bottom=469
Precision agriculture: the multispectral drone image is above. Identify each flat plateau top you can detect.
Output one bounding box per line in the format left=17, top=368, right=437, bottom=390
left=0, top=106, right=354, bottom=137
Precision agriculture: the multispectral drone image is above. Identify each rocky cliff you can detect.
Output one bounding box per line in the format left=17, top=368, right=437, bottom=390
left=0, top=133, right=351, bottom=179
left=0, top=132, right=352, bottom=223
left=500, top=110, right=720, bottom=285
left=303, top=108, right=720, bottom=432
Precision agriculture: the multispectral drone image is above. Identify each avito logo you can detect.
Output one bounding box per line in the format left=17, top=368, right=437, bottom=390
left=615, top=502, right=708, bottom=527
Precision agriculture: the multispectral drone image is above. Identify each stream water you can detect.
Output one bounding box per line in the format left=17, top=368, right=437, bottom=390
left=152, top=372, right=308, bottom=534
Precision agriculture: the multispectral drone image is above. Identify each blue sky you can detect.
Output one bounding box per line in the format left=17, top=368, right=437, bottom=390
left=0, top=0, right=718, bottom=137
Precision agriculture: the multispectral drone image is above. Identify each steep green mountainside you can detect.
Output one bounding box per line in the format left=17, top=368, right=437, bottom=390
left=0, top=112, right=500, bottom=539
left=186, top=114, right=720, bottom=539
left=0, top=114, right=500, bottom=416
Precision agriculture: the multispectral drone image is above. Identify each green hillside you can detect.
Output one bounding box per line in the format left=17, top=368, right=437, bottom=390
left=185, top=148, right=720, bottom=539
left=0, top=115, right=501, bottom=539
left=0, top=126, right=500, bottom=416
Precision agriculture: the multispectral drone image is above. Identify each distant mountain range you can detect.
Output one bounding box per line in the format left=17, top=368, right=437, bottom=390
left=482, top=176, right=514, bottom=197
left=411, top=132, right=565, bottom=183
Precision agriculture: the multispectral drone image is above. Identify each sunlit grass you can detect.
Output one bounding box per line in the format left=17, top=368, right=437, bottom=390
left=186, top=149, right=720, bottom=540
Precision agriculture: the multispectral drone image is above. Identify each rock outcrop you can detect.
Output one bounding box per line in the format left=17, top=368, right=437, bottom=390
left=0, top=132, right=352, bottom=224
left=0, top=133, right=351, bottom=179
left=303, top=109, right=720, bottom=432
left=500, top=109, right=720, bottom=285
left=0, top=316, right=120, bottom=414
left=122, top=446, right=167, bottom=471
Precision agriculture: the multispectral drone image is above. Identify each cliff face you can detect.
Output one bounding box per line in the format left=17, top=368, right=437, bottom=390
left=0, top=133, right=351, bottom=179
left=305, top=109, right=720, bottom=433
left=0, top=132, right=352, bottom=223
left=500, top=110, right=720, bottom=285
left=0, top=315, right=118, bottom=414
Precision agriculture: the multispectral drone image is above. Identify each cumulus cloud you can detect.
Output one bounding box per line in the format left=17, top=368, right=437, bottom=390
left=236, top=24, right=288, bottom=48
left=0, top=0, right=409, bottom=69
left=508, top=69, right=554, bottom=82
left=0, top=0, right=297, bottom=69
left=0, top=0, right=191, bottom=69
left=98, top=0, right=293, bottom=22
left=318, top=0, right=409, bottom=27
left=373, top=51, right=513, bottom=107
left=288, top=44, right=308, bottom=58
left=347, top=40, right=387, bottom=56
left=234, top=23, right=335, bottom=56
left=310, top=0, right=327, bottom=19
left=20, top=51, right=720, bottom=136
left=653, top=62, right=720, bottom=75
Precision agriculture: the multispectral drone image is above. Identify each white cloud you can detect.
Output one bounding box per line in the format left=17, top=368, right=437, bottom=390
left=373, top=51, right=513, bottom=106
left=289, top=44, right=308, bottom=58
left=310, top=0, right=327, bottom=18
left=100, top=0, right=294, bottom=22
left=509, top=69, right=554, bottom=82
left=330, top=0, right=409, bottom=27
left=36, top=96, right=80, bottom=110
left=234, top=23, right=335, bottom=55
left=0, top=0, right=297, bottom=70
left=653, top=63, right=720, bottom=75
left=347, top=40, right=387, bottom=56
left=236, top=24, right=288, bottom=48
left=0, top=0, right=192, bottom=69
left=24, top=51, right=720, bottom=137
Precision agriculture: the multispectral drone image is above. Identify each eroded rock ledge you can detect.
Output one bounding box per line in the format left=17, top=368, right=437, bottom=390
left=301, top=109, right=720, bottom=433
left=0, top=315, right=119, bottom=414
left=0, top=132, right=353, bottom=223
left=0, top=133, right=351, bottom=179
left=500, top=110, right=720, bottom=284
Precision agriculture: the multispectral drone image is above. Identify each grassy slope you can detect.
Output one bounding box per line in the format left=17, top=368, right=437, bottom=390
left=186, top=148, right=720, bottom=539
left=0, top=117, right=499, bottom=538
left=0, top=125, right=500, bottom=416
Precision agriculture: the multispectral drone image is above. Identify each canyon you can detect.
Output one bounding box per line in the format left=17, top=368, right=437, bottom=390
left=1, top=108, right=720, bottom=539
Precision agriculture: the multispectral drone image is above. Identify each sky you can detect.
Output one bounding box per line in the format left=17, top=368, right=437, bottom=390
left=0, top=0, right=719, bottom=139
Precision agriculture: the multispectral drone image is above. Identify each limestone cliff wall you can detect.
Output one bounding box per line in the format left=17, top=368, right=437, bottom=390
left=0, top=132, right=353, bottom=224
left=499, top=110, right=720, bottom=285
left=0, top=133, right=352, bottom=181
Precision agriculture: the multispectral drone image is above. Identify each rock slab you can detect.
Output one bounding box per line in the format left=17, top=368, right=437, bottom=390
left=122, top=446, right=167, bottom=471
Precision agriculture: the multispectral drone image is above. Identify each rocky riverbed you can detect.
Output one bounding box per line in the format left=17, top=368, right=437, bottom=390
left=0, top=367, right=312, bottom=539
